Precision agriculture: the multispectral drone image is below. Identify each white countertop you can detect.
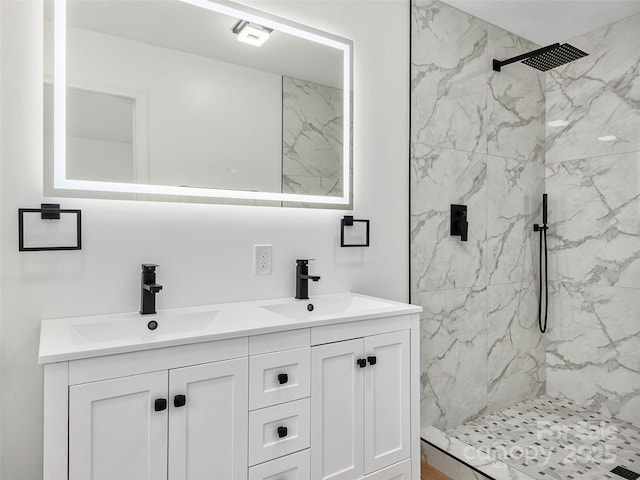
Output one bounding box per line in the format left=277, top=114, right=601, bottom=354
left=38, top=292, right=421, bottom=364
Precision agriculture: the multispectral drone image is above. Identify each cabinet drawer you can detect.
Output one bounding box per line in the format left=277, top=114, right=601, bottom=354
left=248, top=449, right=310, bottom=480
left=250, top=348, right=310, bottom=410
left=249, top=398, right=310, bottom=466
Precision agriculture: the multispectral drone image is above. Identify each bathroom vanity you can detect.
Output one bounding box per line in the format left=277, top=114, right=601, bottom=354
left=39, top=293, right=422, bottom=480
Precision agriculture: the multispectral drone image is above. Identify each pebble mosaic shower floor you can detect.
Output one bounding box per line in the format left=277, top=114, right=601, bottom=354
left=445, top=395, right=640, bottom=480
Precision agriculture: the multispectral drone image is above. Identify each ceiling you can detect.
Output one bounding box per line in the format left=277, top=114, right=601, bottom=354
left=440, top=0, right=640, bottom=45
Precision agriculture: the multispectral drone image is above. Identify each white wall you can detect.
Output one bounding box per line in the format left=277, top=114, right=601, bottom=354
left=0, top=1, right=409, bottom=478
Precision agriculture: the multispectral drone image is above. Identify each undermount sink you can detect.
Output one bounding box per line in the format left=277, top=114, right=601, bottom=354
left=70, top=310, right=221, bottom=344
left=260, top=294, right=397, bottom=320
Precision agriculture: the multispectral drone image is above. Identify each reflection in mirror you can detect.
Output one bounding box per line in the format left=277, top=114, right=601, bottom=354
left=45, top=84, right=140, bottom=183
left=45, top=0, right=352, bottom=207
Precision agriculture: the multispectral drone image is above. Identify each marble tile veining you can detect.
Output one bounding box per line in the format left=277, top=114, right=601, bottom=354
left=545, top=13, right=640, bottom=163
left=487, top=156, right=545, bottom=285
left=487, top=282, right=545, bottom=413
left=487, top=26, right=545, bottom=164
left=411, top=0, right=488, bottom=153
left=545, top=152, right=640, bottom=289
left=546, top=281, right=640, bottom=426
left=415, top=287, right=488, bottom=430
left=411, top=145, right=487, bottom=292
left=543, top=10, right=640, bottom=430
left=282, top=175, right=341, bottom=197
left=411, top=0, right=546, bottom=433
left=282, top=76, right=343, bottom=196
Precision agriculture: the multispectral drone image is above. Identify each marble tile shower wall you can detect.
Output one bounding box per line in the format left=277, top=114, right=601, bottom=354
left=411, top=0, right=546, bottom=430
left=545, top=13, right=640, bottom=426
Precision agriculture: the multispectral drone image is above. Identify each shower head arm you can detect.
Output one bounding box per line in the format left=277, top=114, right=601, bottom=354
left=493, top=43, right=560, bottom=72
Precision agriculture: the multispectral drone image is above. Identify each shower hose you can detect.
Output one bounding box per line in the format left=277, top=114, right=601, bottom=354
left=537, top=223, right=549, bottom=333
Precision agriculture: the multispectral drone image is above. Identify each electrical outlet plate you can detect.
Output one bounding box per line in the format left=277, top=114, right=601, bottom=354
left=254, top=245, right=272, bottom=275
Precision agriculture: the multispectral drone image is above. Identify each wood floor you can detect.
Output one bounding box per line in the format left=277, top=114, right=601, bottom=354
left=421, top=460, right=453, bottom=480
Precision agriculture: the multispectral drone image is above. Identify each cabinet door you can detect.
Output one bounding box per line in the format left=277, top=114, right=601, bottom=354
left=168, top=357, right=248, bottom=480
left=69, top=371, right=168, bottom=480
left=363, top=459, right=411, bottom=480
left=311, top=338, right=364, bottom=480
left=364, top=331, right=411, bottom=474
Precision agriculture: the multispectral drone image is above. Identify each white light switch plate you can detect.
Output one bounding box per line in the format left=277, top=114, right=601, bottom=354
left=254, top=245, right=272, bottom=275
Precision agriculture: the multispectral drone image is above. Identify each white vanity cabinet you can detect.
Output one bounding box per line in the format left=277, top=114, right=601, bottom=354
left=310, top=330, right=411, bottom=480
left=40, top=294, right=422, bottom=480
left=69, top=371, right=170, bottom=480
left=168, top=359, right=249, bottom=480
left=67, top=356, right=248, bottom=480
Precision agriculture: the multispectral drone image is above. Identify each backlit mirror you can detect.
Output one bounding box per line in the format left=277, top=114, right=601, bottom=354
left=44, top=0, right=352, bottom=207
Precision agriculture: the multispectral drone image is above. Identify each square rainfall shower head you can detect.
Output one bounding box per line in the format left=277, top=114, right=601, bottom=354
left=521, top=43, right=588, bottom=71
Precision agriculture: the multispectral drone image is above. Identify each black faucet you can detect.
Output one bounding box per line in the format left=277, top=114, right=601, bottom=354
left=295, top=259, right=320, bottom=300
left=141, top=264, right=163, bottom=315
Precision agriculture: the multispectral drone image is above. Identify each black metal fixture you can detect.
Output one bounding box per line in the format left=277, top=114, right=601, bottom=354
left=450, top=204, right=468, bottom=242
left=340, top=215, right=370, bottom=247
left=18, top=203, right=82, bottom=251
left=141, top=264, right=163, bottom=315
left=278, top=373, right=289, bottom=385
left=357, top=358, right=367, bottom=368
left=154, top=398, right=167, bottom=412
left=277, top=426, right=288, bottom=438
left=611, top=466, right=639, bottom=480
left=295, top=259, right=320, bottom=300
left=534, top=194, right=549, bottom=333
left=493, top=43, right=588, bottom=72
left=173, top=394, right=186, bottom=408
left=367, top=356, right=377, bottom=365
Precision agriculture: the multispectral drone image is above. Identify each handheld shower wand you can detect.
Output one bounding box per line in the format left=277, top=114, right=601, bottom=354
left=533, top=194, right=549, bottom=333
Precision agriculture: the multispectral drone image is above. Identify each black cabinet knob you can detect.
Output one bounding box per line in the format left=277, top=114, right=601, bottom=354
left=278, top=373, right=289, bottom=385
left=277, top=426, right=288, bottom=438
left=154, top=398, right=167, bottom=412
left=367, top=356, right=377, bottom=365
left=357, top=359, right=367, bottom=368
left=174, top=394, right=186, bottom=408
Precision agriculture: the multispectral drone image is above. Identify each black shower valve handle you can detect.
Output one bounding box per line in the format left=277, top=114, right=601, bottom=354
left=450, top=204, right=468, bottom=242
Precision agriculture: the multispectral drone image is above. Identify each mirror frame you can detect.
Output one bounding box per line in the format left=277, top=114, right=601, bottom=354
left=51, top=0, right=353, bottom=206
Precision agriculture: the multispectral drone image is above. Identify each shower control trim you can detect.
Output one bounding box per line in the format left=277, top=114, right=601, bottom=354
left=450, top=204, right=468, bottom=242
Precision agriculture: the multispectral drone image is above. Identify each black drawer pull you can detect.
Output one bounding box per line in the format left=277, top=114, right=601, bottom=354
left=174, top=394, right=186, bottom=408
left=367, top=356, right=377, bottom=365
left=278, top=373, right=289, bottom=385
left=277, top=426, right=288, bottom=438
left=154, top=398, right=167, bottom=412
left=357, top=358, right=367, bottom=368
